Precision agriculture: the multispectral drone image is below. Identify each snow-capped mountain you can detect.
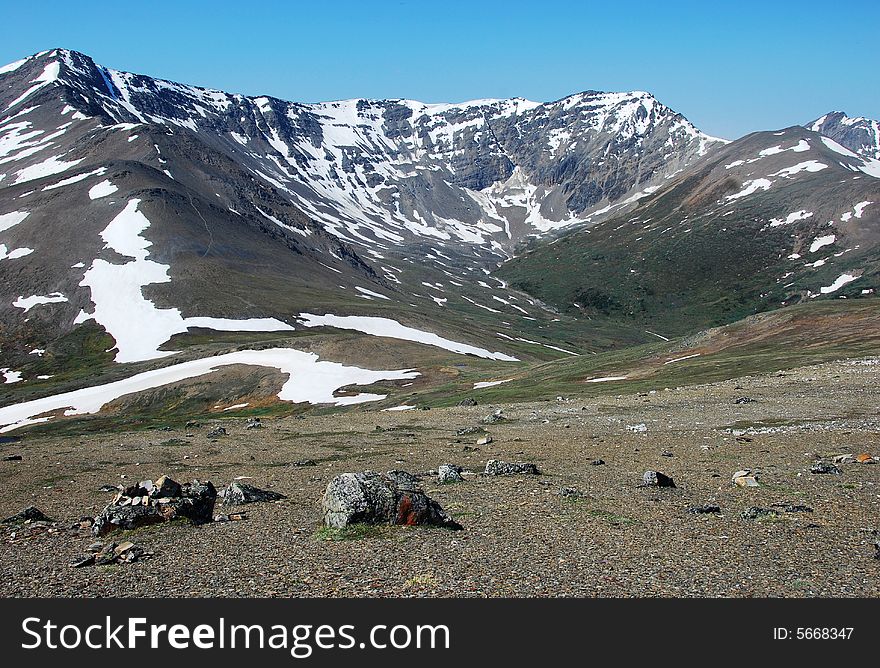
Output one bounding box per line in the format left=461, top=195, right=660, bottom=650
left=807, top=111, right=880, bottom=161
left=1, top=49, right=724, bottom=256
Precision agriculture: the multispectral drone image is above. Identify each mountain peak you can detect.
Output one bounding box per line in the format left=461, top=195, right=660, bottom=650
left=807, top=111, right=880, bottom=161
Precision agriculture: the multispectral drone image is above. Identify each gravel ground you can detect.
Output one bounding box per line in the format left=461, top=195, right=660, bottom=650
left=1, top=357, right=878, bottom=597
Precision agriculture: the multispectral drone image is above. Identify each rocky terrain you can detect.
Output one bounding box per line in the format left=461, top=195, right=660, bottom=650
left=1, top=355, right=878, bottom=598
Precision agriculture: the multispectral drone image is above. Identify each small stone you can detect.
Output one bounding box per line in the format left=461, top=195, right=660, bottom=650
left=245, top=418, right=262, bottom=430
left=291, top=459, right=317, bottom=467
left=783, top=504, right=813, bottom=513
left=661, top=451, right=674, bottom=457
left=114, top=541, right=135, bottom=556
left=71, top=555, right=95, bottom=568
left=207, top=426, right=227, bottom=438
left=476, top=435, right=493, bottom=446
left=591, top=459, right=605, bottom=466
left=228, top=513, right=247, bottom=521
left=482, top=409, right=505, bottom=425
left=810, top=461, right=842, bottom=475
left=3, top=455, right=22, bottom=461
left=741, top=507, right=780, bottom=520
left=687, top=504, right=721, bottom=514
left=87, top=542, right=104, bottom=552
left=734, top=476, right=759, bottom=487
left=855, top=453, right=875, bottom=464
left=458, top=398, right=477, bottom=407
left=832, top=454, right=855, bottom=465
left=626, top=423, right=647, bottom=433
left=213, top=514, right=229, bottom=522
left=642, top=470, right=675, bottom=488
left=558, top=487, right=584, bottom=499
left=734, top=396, right=756, bottom=404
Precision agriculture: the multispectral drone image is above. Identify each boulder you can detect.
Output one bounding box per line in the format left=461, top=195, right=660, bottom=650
left=322, top=471, right=461, bottom=530
left=219, top=481, right=286, bottom=506
left=458, top=398, right=477, bottom=407
left=207, top=426, right=227, bottom=438
left=484, top=460, right=540, bottom=476
left=642, top=470, right=676, bottom=488
left=438, top=464, right=464, bottom=484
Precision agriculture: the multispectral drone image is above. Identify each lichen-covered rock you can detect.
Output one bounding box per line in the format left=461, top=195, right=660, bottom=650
left=322, top=471, right=461, bottom=530
left=219, top=481, right=286, bottom=506
left=642, top=470, right=676, bottom=488
left=438, top=464, right=464, bottom=484
left=484, top=460, right=540, bottom=476
left=810, top=461, right=842, bottom=475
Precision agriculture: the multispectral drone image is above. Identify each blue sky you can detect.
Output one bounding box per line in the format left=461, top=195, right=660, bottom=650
left=1, top=0, right=877, bottom=139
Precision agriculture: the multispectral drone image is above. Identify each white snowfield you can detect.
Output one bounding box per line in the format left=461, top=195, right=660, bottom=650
left=298, top=313, right=519, bottom=361
left=88, top=179, right=118, bottom=199
left=0, top=348, right=419, bottom=433
left=13, top=292, right=68, bottom=311
left=78, top=199, right=296, bottom=363
left=0, top=210, right=30, bottom=232
left=819, top=273, right=858, bottom=294
left=473, top=378, right=513, bottom=389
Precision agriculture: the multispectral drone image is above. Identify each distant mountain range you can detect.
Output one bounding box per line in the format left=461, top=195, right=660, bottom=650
left=0, top=48, right=877, bottom=426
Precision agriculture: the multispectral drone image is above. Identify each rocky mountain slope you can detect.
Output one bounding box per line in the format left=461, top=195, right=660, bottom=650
left=499, top=125, right=880, bottom=336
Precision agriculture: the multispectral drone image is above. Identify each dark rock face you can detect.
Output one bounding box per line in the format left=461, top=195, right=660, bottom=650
left=807, top=111, right=880, bottom=160
left=2, top=506, right=52, bottom=524
left=322, top=471, right=461, bottom=530
left=219, top=481, right=286, bottom=506
left=92, top=476, right=216, bottom=536
left=484, top=460, right=540, bottom=476
left=642, top=470, right=676, bottom=488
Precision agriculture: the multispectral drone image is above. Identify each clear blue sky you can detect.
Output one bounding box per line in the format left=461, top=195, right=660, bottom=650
left=1, top=0, right=877, bottom=139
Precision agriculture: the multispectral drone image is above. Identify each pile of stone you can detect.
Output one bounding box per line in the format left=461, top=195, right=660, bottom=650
left=92, top=475, right=217, bottom=536
left=322, top=470, right=461, bottom=530
left=484, top=460, right=540, bottom=476
left=245, top=418, right=262, bottom=430
left=2, top=506, right=52, bottom=525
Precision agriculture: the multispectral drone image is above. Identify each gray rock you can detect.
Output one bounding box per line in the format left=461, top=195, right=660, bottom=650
left=642, top=470, right=676, bottom=488
left=591, top=459, right=606, bottom=466
left=810, top=461, right=842, bottom=475
left=484, top=460, right=540, bottom=476
left=438, top=464, right=464, bottom=484
left=245, top=418, right=262, bottom=430
left=219, top=481, right=286, bottom=506
left=458, top=398, right=477, bottom=407
left=482, top=409, right=506, bottom=424
left=207, top=426, right=227, bottom=438
left=558, top=487, right=585, bottom=499
left=322, top=471, right=461, bottom=530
